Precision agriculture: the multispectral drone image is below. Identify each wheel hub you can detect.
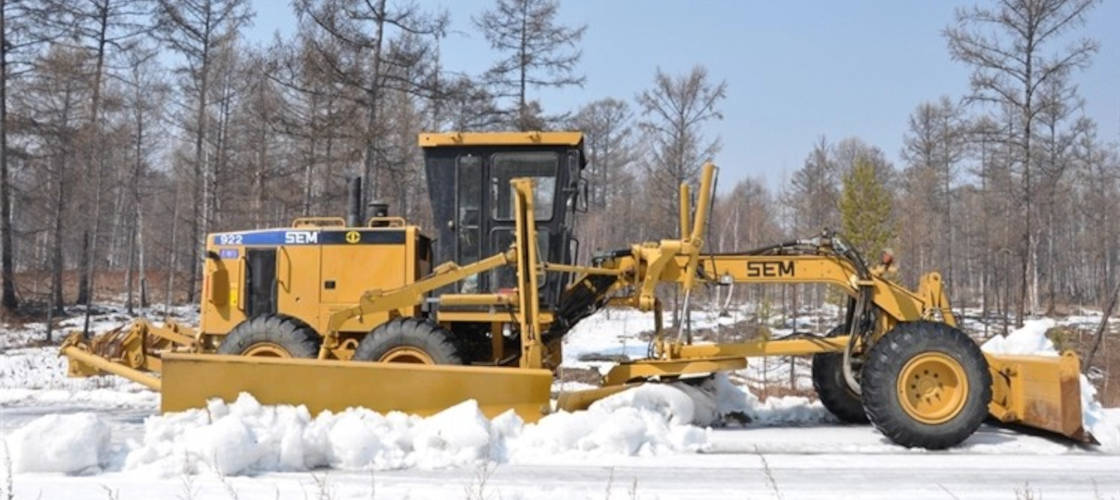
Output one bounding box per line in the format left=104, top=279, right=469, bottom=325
left=378, top=346, right=435, bottom=364
left=243, top=342, right=292, bottom=358
left=896, top=352, right=968, bottom=424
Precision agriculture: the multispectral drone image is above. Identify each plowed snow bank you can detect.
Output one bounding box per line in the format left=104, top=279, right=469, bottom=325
left=4, top=413, right=111, bottom=473
left=2, top=373, right=830, bottom=475
left=116, top=381, right=725, bottom=476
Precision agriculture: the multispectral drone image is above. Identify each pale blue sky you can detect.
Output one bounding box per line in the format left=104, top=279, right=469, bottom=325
left=246, top=0, right=1119, bottom=189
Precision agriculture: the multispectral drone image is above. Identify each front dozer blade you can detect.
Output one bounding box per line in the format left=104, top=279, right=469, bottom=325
left=985, top=351, right=1090, bottom=442
left=160, top=353, right=554, bottom=422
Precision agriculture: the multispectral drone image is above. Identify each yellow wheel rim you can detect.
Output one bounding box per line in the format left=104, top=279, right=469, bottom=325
left=243, top=342, right=292, bottom=358
left=897, top=352, right=968, bottom=424
left=378, top=346, right=435, bottom=364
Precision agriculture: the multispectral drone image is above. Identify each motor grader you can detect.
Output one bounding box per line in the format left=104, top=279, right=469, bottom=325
left=61, top=131, right=1087, bottom=449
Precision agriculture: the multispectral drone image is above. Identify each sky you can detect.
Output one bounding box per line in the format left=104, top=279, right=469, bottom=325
left=246, top=0, right=1120, bottom=190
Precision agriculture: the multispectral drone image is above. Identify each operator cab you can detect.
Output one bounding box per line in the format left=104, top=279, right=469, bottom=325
left=421, top=132, right=586, bottom=307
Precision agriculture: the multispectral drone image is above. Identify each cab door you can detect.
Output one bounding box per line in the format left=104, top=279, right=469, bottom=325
left=455, top=154, right=484, bottom=292
left=486, top=151, right=559, bottom=291
left=245, top=248, right=277, bottom=317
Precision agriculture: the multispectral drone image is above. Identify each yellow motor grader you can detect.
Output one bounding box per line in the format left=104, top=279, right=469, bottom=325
left=61, top=131, right=1087, bottom=449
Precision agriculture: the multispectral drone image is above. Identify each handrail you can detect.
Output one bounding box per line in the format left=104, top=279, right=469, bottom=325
left=291, top=217, right=347, bottom=228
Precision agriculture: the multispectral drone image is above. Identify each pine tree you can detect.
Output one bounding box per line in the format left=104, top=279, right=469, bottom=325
left=839, top=158, right=894, bottom=261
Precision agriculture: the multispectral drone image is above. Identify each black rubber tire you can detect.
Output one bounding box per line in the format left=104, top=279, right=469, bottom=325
left=216, top=314, right=321, bottom=357
left=861, top=321, right=991, bottom=449
left=811, top=324, right=868, bottom=424
left=351, top=318, right=463, bottom=364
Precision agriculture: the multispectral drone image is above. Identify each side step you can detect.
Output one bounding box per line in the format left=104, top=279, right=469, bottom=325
left=160, top=353, right=554, bottom=421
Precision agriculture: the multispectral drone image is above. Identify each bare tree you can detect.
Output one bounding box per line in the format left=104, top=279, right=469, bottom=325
left=154, top=0, right=253, bottom=303
left=1035, top=70, right=1086, bottom=313
left=946, top=0, right=1100, bottom=325
left=787, top=137, right=840, bottom=235
left=571, top=98, right=634, bottom=209
left=295, top=0, right=446, bottom=206
left=636, top=66, right=726, bottom=236
left=25, top=45, right=92, bottom=336
left=1, top=0, right=62, bottom=311
left=567, top=98, right=637, bottom=258
left=122, top=45, right=166, bottom=312
left=474, top=0, right=585, bottom=130
left=636, top=65, right=725, bottom=326
left=901, top=97, right=966, bottom=294
left=39, top=0, right=151, bottom=312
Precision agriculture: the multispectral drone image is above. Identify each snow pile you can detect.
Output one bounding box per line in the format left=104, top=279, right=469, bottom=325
left=1081, top=380, right=1120, bottom=449
left=701, top=373, right=834, bottom=425
left=511, top=384, right=710, bottom=459
left=2, top=413, right=111, bottom=473
left=120, top=387, right=713, bottom=476
left=981, top=319, right=1120, bottom=450
left=980, top=319, right=1059, bottom=355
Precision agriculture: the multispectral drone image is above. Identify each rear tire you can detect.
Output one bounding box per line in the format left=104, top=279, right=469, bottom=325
left=811, top=324, right=868, bottom=424
left=861, top=321, right=990, bottom=449
left=217, top=314, right=321, bottom=358
left=352, top=318, right=463, bottom=365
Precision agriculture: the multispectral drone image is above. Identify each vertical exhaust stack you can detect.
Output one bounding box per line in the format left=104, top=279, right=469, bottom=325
left=347, top=177, right=363, bottom=227
left=368, top=200, right=390, bottom=227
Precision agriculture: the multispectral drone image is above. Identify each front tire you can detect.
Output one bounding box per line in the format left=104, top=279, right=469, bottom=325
left=861, top=321, right=991, bottom=449
left=811, top=324, right=868, bottom=424
left=352, top=318, right=463, bottom=365
left=217, top=314, right=321, bottom=358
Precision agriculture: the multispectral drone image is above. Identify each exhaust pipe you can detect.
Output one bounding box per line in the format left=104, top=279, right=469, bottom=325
left=347, top=177, right=363, bottom=227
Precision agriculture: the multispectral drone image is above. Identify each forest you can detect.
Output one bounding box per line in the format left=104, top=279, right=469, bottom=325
left=0, top=0, right=1116, bottom=340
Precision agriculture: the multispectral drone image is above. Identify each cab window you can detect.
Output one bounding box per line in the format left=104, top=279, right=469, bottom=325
left=490, top=152, right=557, bottom=221
left=489, top=227, right=551, bottom=290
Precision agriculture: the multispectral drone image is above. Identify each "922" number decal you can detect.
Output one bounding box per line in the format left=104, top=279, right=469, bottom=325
left=217, top=233, right=243, bottom=245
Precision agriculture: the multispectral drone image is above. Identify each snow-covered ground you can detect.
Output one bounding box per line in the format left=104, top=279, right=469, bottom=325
left=2, top=304, right=1119, bottom=499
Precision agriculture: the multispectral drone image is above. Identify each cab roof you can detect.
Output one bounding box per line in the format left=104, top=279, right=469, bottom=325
left=418, top=131, right=583, bottom=148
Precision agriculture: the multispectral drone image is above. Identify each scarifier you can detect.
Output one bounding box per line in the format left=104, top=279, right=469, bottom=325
left=60, top=131, right=1090, bottom=449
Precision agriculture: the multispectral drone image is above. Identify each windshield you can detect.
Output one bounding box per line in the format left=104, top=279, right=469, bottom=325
left=490, top=151, right=558, bottom=221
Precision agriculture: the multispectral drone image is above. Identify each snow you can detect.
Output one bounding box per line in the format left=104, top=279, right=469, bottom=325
left=980, top=318, right=1060, bottom=355
left=3, top=305, right=1120, bottom=498
left=0, top=304, right=195, bottom=407
left=1082, top=375, right=1120, bottom=449
left=114, top=387, right=718, bottom=477
left=514, top=384, right=710, bottom=458
left=5, top=413, right=111, bottom=474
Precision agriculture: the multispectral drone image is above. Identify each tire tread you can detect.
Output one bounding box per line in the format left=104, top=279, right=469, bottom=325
left=861, top=321, right=991, bottom=449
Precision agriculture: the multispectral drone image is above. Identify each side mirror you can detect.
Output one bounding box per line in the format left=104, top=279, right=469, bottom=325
left=567, top=235, right=580, bottom=276
left=575, top=178, right=589, bottom=213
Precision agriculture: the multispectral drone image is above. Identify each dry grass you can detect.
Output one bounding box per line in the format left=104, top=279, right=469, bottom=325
left=3, top=269, right=194, bottom=318
left=1047, top=322, right=1120, bottom=406
left=177, top=474, right=199, bottom=500
left=1014, top=482, right=1040, bottom=500
left=558, top=366, right=602, bottom=385
left=462, top=461, right=498, bottom=500
left=99, top=485, right=120, bottom=500
left=750, top=383, right=818, bottom=401
left=2, top=441, right=12, bottom=500
left=603, top=466, right=614, bottom=500
left=309, top=472, right=333, bottom=500
left=635, top=319, right=771, bottom=344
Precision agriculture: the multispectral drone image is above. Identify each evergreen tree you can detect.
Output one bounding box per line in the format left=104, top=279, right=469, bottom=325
left=839, top=158, right=895, bottom=261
